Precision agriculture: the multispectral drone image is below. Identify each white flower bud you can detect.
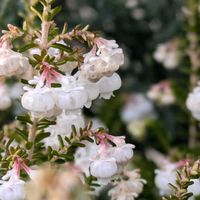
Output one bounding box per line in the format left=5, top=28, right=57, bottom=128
left=90, top=158, right=118, bottom=179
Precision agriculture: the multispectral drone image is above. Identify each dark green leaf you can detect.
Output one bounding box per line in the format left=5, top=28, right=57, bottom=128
left=35, top=132, right=51, bottom=143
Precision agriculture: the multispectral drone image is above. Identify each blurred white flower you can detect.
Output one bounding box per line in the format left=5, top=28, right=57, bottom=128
left=127, top=120, right=147, bottom=140
left=0, top=177, right=25, bottom=200
left=155, top=160, right=187, bottom=196
left=121, top=94, right=154, bottom=123
left=0, top=84, right=11, bottom=110
left=126, top=0, right=138, bottom=8
left=108, top=170, right=145, bottom=200
left=131, top=8, right=145, bottom=20
left=188, top=179, right=200, bottom=200
left=147, top=81, right=175, bottom=105
left=186, top=85, right=200, bottom=120
left=155, top=164, right=177, bottom=196
left=79, top=6, right=97, bottom=21
left=153, top=39, right=181, bottom=69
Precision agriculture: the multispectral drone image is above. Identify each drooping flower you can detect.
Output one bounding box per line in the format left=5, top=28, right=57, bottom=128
left=97, top=73, right=122, bottom=99
left=87, top=132, right=135, bottom=182
left=81, top=37, right=124, bottom=81
left=121, top=94, right=154, bottom=123
left=55, top=74, right=88, bottom=111
left=75, top=71, right=100, bottom=108
left=0, top=47, right=30, bottom=77
left=90, top=157, right=118, bottom=182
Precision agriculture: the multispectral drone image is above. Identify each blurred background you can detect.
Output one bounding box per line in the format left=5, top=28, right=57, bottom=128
left=2, top=0, right=200, bottom=199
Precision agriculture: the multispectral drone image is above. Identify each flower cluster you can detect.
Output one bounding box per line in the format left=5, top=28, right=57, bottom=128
left=108, top=169, right=145, bottom=200
left=21, top=57, right=122, bottom=119
left=75, top=132, right=135, bottom=184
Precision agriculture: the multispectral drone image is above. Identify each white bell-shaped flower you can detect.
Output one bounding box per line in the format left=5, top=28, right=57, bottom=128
left=109, top=170, right=145, bottom=200
left=90, top=157, right=118, bottom=180
left=21, top=87, right=55, bottom=112
left=55, top=75, right=88, bottom=110
left=75, top=71, right=100, bottom=108
left=110, top=144, right=135, bottom=165
left=97, top=73, right=122, bottom=99
left=75, top=140, right=100, bottom=176
left=55, top=87, right=88, bottom=110
left=0, top=48, right=29, bottom=77
left=81, top=38, right=124, bottom=81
